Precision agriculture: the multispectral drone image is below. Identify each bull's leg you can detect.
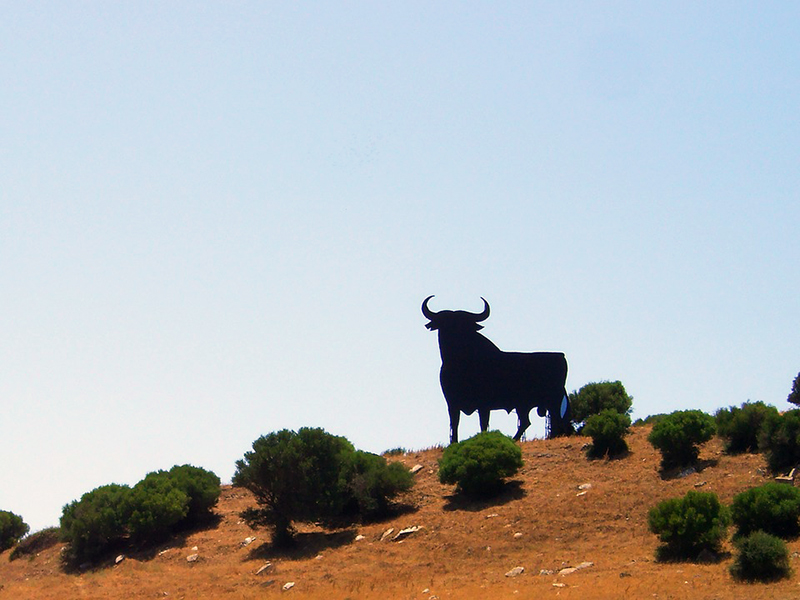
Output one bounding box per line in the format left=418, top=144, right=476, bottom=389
left=479, top=408, right=490, bottom=432
left=514, top=409, right=531, bottom=441
left=448, top=406, right=461, bottom=444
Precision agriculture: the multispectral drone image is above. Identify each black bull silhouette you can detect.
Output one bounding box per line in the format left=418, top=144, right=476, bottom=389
left=422, top=296, right=572, bottom=443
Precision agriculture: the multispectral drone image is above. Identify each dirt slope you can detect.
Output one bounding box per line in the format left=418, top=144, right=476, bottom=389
left=2, top=426, right=797, bottom=599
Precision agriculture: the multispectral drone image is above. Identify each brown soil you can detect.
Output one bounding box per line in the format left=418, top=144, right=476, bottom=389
left=2, top=426, right=798, bottom=599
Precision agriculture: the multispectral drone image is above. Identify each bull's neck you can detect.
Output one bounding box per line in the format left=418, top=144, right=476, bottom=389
left=438, top=330, right=498, bottom=363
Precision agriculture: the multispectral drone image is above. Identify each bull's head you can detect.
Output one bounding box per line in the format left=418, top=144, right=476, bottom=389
left=421, top=295, right=490, bottom=332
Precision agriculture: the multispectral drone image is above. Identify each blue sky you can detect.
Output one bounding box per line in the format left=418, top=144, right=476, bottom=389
left=2, top=2, right=798, bottom=531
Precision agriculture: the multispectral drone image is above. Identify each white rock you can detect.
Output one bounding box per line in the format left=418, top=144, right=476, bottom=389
left=392, top=526, right=422, bottom=541
left=379, top=528, right=394, bottom=541
left=577, top=483, right=592, bottom=490
left=355, top=534, right=366, bottom=541
left=255, top=562, right=273, bottom=575
left=410, top=464, right=424, bottom=474
left=505, top=566, right=524, bottom=577
left=241, top=536, right=256, bottom=547
left=282, top=581, right=295, bottom=591
left=115, top=555, right=125, bottom=564
left=513, top=532, right=523, bottom=539
left=186, top=554, right=199, bottom=563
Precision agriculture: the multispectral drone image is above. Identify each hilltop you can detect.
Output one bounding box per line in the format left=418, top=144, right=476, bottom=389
left=1, top=426, right=796, bottom=599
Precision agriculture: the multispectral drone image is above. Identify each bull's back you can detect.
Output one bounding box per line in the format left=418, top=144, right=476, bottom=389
left=440, top=351, right=567, bottom=413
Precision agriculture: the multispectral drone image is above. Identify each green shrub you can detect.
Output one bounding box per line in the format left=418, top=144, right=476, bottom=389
left=438, top=431, right=523, bottom=498
left=339, top=451, right=413, bottom=518
left=60, top=484, right=132, bottom=564
left=758, top=409, right=800, bottom=473
left=163, top=464, right=220, bottom=522
left=731, top=482, right=800, bottom=539
left=583, top=409, right=631, bottom=458
left=787, top=372, right=800, bottom=407
left=730, top=530, right=791, bottom=582
left=569, top=381, right=633, bottom=426
left=234, top=428, right=357, bottom=546
left=126, top=474, right=189, bottom=544
left=647, top=490, right=730, bottom=560
left=9, top=527, right=60, bottom=561
left=715, top=401, right=778, bottom=454
left=648, top=410, right=716, bottom=470
left=0, top=510, right=29, bottom=552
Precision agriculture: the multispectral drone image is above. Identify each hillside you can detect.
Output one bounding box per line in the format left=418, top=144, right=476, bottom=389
left=1, top=426, right=796, bottom=599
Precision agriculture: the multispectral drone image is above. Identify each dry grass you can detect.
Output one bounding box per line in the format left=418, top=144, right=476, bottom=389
left=2, top=426, right=798, bottom=599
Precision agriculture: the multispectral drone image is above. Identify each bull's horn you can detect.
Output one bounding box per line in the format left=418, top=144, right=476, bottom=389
left=421, top=295, right=438, bottom=320
left=470, top=297, right=490, bottom=322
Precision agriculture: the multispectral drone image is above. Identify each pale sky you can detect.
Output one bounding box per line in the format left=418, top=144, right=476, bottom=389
left=2, top=2, right=799, bottom=531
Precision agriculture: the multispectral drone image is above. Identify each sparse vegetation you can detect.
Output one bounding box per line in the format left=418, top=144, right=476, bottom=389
left=633, top=413, right=667, bottom=427
left=233, top=427, right=413, bottom=547
left=648, top=409, right=716, bottom=470
left=730, top=530, right=791, bottom=582
left=437, top=430, right=523, bottom=498
left=383, top=447, right=407, bottom=456
left=582, top=409, right=631, bottom=458
left=730, top=482, right=800, bottom=539
left=647, top=490, right=730, bottom=561
left=569, top=380, right=633, bottom=427
left=0, top=510, right=29, bottom=552
left=9, top=527, right=60, bottom=561
left=715, top=401, right=778, bottom=454
left=758, top=409, right=800, bottom=473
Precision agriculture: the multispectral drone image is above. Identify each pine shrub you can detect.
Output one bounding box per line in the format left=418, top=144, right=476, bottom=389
left=234, top=427, right=413, bottom=546
left=438, top=431, right=523, bottom=498
left=648, top=410, right=716, bottom=470
left=730, top=530, right=791, bottom=582
left=731, top=482, right=800, bottom=539
left=715, top=401, right=778, bottom=454
left=583, top=409, right=631, bottom=458
left=339, top=450, right=413, bottom=518
left=647, top=490, right=730, bottom=560
left=126, top=474, right=189, bottom=544
left=60, top=484, right=133, bottom=564
left=758, top=409, right=800, bottom=473
left=0, top=510, right=29, bottom=552
left=569, top=380, right=633, bottom=426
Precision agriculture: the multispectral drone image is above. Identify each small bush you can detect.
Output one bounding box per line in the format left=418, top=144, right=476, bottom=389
left=730, top=530, right=791, bottom=582
left=234, top=428, right=357, bottom=546
left=163, top=465, right=220, bottom=522
left=9, top=527, right=60, bottom=561
left=339, top=451, right=413, bottom=518
left=0, top=510, right=29, bottom=552
left=648, top=410, right=716, bottom=470
left=647, top=490, right=730, bottom=560
left=438, top=431, right=523, bottom=498
left=731, top=482, right=800, bottom=539
left=758, top=409, right=800, bottom=473
left=569, top=381, right=633, bottom=426
left=583, top=409, right=631, bottom=458
left=126, top=474, right=189, bottom=544
left=715, top=401, right=778, bottom=454
left=60, top=484, right=132, bottom=564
